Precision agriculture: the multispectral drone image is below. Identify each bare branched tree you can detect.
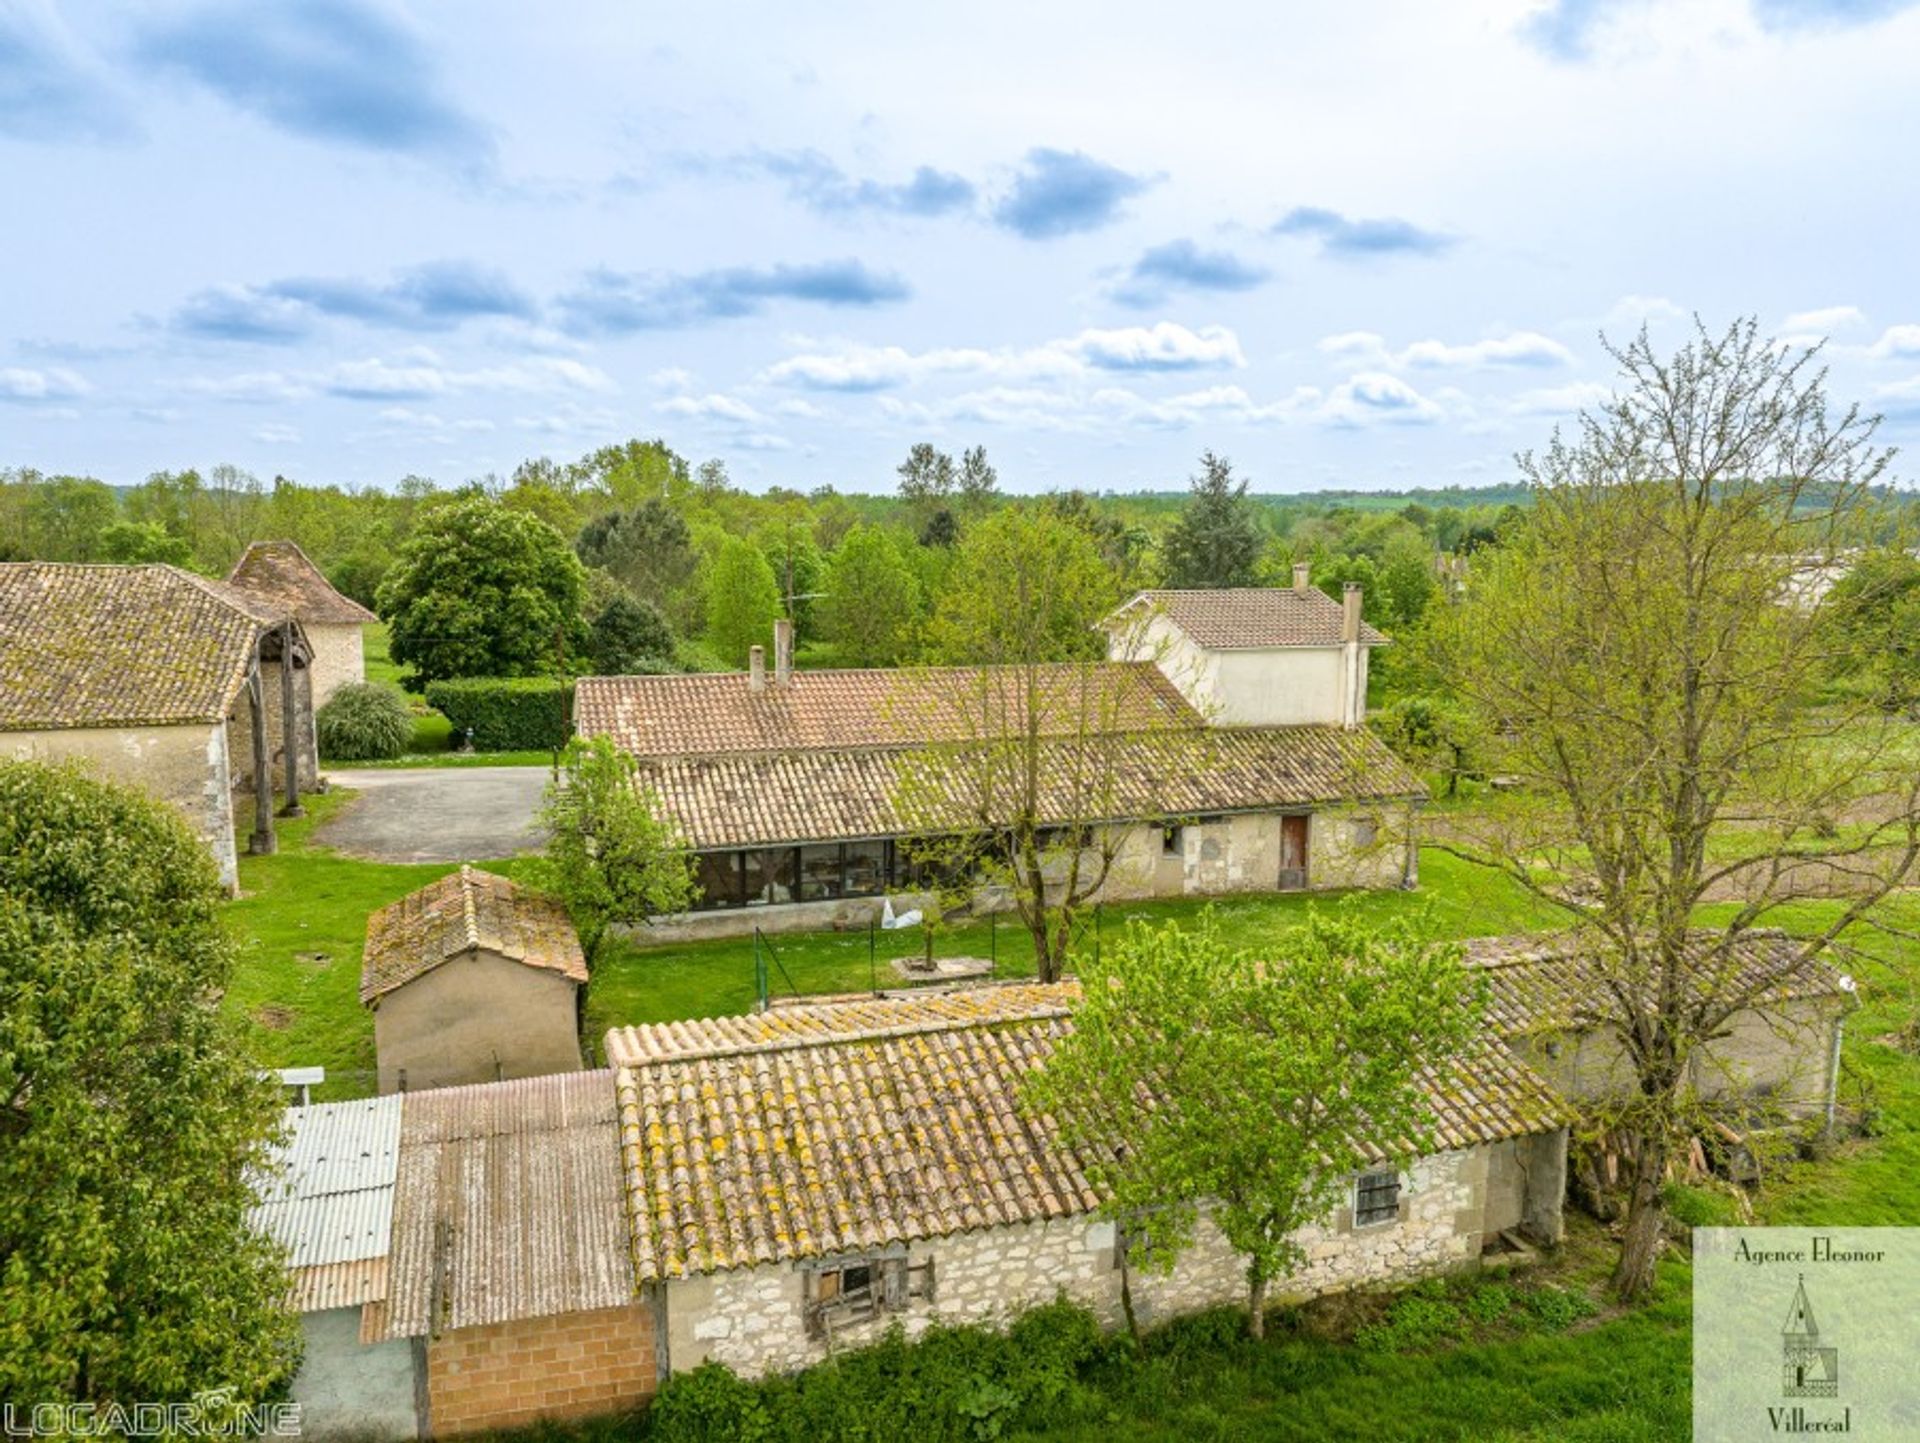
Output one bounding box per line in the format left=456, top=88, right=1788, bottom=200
left=1426, top=317, right=1920, bottom=1298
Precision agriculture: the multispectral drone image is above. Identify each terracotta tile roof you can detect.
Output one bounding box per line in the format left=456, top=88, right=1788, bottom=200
left=226, top=540, right=378, bottom=625
left=611, top=983, right=1572, bottom=1281
left=631, top=725, right=1425, bottom=850
left=379, top=1071, right=632, bottom=1337
left=1112, top=588, right=1390, bottom=648
left=360, top=865, right=587, bottom=1004
left=576, top=661, right=1199, bottom=759
left=0, top=561, right=288, bottom=729
left=1463, top=930, right=1855, bottom=1036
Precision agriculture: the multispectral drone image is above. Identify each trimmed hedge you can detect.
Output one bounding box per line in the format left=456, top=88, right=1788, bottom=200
left=423, top=676, right=574, bottom=752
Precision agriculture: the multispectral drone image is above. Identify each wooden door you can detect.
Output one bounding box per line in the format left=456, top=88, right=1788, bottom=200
left=1278, top=814, right=1309, bottom=890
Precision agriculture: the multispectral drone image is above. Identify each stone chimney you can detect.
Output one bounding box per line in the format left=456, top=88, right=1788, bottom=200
left=1342, top=583, right=1362, bottom=643
left=1292, top=561, right=1312, bottom=593
left=748, top=644, right=766, bottom=691
left=773, top=617, right=794, bottom=687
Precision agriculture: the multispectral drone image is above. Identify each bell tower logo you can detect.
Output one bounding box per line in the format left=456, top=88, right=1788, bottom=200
left=1780, top=1274, right=1839, bottom=1399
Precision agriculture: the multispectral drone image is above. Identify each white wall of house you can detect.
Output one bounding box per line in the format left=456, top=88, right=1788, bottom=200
left=289, top=1307, right=418, bottom=1440
left=1, top=721, right=240, bottom=891
left=306, top=622, right=368, bottom=706
left=1109, top=613, right=1365, bottom=729
left=661, top=1139, right=1556, bottom=1381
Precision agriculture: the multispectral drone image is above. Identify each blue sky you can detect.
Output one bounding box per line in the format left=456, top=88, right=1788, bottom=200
left=5, top=0, right=1920, bottom=494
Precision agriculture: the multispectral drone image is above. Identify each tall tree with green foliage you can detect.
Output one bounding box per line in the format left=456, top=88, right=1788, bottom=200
left=894, top=509, right=1144, bottom=981
left=575, top=499, right=700, bottom=628
left=1426, top=319, right=1920, bottom=1300
left=703, top=535, right=783, bottom=667
left=819, top=524, right=923, bottom=665
left=1024, top=910, right=1482, bottom=1338
left=1160, top=451, right=1264, bottom=589
left=957, top=445, right=999, bottom=517
left=896, top=442, right=956, bottom=513
left=376, top=495, right=589, bottom=685
left=530, top=737, right=694, bottom=974
left=0, top=761, right=300, bottom=1407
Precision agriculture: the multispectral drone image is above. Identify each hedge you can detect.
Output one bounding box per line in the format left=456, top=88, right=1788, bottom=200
left=422, top=676, right=574, bottom=752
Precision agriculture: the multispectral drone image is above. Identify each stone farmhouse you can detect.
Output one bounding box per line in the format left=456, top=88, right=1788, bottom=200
left=225, top=540, right=377, bottom=705
left=360, top=866, right=588, bottom=1094
left=0, top=560, right=318, bottom=890
left=575, top=585, right=1422, bottom=941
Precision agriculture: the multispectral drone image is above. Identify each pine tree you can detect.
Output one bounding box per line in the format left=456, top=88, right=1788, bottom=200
left=1160, top=451, right=1265, bottom=588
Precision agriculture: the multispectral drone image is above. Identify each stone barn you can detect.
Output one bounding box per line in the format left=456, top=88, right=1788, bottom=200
left=0, top=561, right=317, bottom=890
left=226, top=540, right=377, bottom=706
left=605, top=982, right=1572, bottom=1379
left=361, top=866, right=588, bottom=1094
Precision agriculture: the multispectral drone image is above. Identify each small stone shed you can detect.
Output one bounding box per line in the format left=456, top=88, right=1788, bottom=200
left=226, top=540, right=377, bottom=706
left=375, top=1072, right=658, bottom=1435
left=1467, top=930, right=1857, bottom=1121
left=253, top=1095, right=417, bottom=1440
left=605, top=982, right=1573, bottom=1380
left=0, top=561, right=316, bottom=890
left=361, top=866, right=587, bottom=1094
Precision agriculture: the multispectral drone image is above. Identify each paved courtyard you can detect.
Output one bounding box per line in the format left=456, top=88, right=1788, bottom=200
left=314, top=767, right=550, bottom=863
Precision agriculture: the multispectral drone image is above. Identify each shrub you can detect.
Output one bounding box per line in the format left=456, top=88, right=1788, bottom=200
left=1354, top=1284, right=1464, bottom=1353
left=648, top=1362, right=775, bottom=1443
left=1523, top=1284, right=1598, bottom=1332
left=315, top=682, right=414, bottom=761
left=424, top=676, right=574, bottom=752
left=586, top=594, right=675, bottom=675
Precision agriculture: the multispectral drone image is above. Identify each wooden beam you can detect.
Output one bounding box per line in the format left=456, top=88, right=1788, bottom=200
left=278, top=621, right=305, bottom=818
left=247, top=661, right=276, bottom=855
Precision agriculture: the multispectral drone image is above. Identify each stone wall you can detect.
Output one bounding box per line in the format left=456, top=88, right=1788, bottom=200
left=372, top=950, right=583, bottom=1094
left=426, top=1302, right=657, bottom=1436
left=290, top=1307, right=417, bottom=1440
left=226, top=657, right=317, bottom=795
left=1, top=721, right=239, bottom=891
left=663, top=1141, right=1554, bottom=1382
left=306, top=621, right=367, bottom=706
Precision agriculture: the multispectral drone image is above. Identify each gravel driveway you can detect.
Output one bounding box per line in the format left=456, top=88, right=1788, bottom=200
left=314, top=766, right=550, bottom=863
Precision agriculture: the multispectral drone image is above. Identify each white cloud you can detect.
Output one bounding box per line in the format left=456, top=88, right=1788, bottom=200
left=774, top=398, right=827, bottom=419
left=1605, top=296, right=1688, bottom=328
left=1316, top=330, right=1573, bottom=371
left=1868, top=325, right=1920, bottom=361
left=658, top=392, right=764, bottom=423
left=737, top=432, right=794, bottom=451
left=763, top=323, right=1244, bottom=392
left=1317, top=371, right=1447, bottom=426
left=173, top=370, right=311, bottom=403
left=320, top=354, right=615, bottom=401
left=250, top=422, right=302, bottom=444
left=648, top=366, right=696, bottom=388
left=1506, top=381, right=1615, bottom=416
left=0, top=366, right=91, bottom=402
left=375, top=407, right=496, bottom=434
left=1781, top=305, right=1866, bottom=336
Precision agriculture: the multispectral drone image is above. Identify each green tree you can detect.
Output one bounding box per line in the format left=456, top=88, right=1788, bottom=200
left=24, top=474, right=118, bottom=560
left=1826, top=548, right=1920, bottom=709
left=97, top=518, right=193, bottom=566
left=376, top=495, right=589, bottom=685
left=896, top=442, right=956, bottom=515
left=1161, top=451, right=1264, bottom=589
left=0, top=761, right=300, bottom=1405
left=529, top=737, right=694, bottom=973
left=927, top=506, right=1115, bottom=666
left=819, top=525, right=922, bottom=666
left=1023, top=909, right=1481, bottom=1337
left=576, top=499, right=700, bottom=630
left=703, top=536, right=782, bottom=667
left=586, top=594, right=676, bottom=674
left=957, top=445, right=999, bottom=518
left=1425, top=319, right=1920, bottom=1299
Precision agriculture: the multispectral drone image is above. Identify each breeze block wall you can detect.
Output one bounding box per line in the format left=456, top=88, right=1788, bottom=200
left=425, top=1302, right=657, bottom=1436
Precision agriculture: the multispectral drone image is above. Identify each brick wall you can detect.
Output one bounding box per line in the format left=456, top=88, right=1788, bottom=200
left=426, top=1302, right=656, bottom=1436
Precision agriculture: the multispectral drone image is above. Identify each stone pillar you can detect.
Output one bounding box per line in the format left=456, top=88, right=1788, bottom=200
left=248, top=663, right=277, bottom=855
left=279, top=622, right=305, bottom=818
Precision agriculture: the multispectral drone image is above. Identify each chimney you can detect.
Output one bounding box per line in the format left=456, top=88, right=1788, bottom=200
left=748, top=644, right=766, bottom=691
left=1342, top=583, right=1362, bottom=643
left=1292, top=561, right=1312, bottom=593
left=773, top=617, right=794, bottom=687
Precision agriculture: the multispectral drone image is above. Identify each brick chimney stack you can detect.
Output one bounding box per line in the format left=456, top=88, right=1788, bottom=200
left=1293, top=561, right=1312, bottom=593
left=748, top=644, right=766, bottom=691
left=1342, top=583, right=1362, bottom=643
left=773, top=618, right=794, bottom=687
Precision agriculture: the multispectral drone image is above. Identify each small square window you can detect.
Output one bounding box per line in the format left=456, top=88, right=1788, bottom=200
left=1161, top=824, right=1183, bottom=857
left=803, top=1253, right=932, bottom=1338
left=1354, top=1170, right=1401, bottom=1227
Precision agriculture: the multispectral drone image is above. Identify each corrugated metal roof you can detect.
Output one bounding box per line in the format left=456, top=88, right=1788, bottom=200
left=253, top=1095, right=401, bottom=1283
left=378, top=1071, right=633, bottom=1340
left=292, top=1256, right=390, bottom=1313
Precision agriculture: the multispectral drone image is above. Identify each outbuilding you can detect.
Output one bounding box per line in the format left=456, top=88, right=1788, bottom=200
left=226, top=540, right=377, bottom=706
left=360, top=866, right=588, bottom=1094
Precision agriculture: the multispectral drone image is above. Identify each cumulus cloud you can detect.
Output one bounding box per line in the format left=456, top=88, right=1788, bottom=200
left=1315, top=372, right=1447, bottom=427
left=657, top=392, right=764, bottom=423
left=172, top=370, right=312, bottom=403
left=250, top=422, right=301, bottom=444
left=0, top=365, right=91, bottom=402
left=1110, top=240, right=1271, bottom=308
left=1318, top=329, right=1574, bottom=370
left=170, top=261, right=537, bottom=342
left=556, top=260, right=909, bottom=336
left=1781, top=305, right=1867, bottom=336
left=1272, top=207, right=1453, bottom=259
left=763, top=323, right=1245, bottom=393
left=317, top=352, right=614, bottom=401
left=1506, top=381, right=1617, bottom=416
left=0, top=3, right=135, bottom=142
left=739, top=150, right=976, bottom=218
left=1868, top=325, right=1920, bottom=360
left=1520, top=0, right=1920, bottom=61
left=135, top=0, right=491, bottom=164
left=991, top=148, right=1151, bottom=239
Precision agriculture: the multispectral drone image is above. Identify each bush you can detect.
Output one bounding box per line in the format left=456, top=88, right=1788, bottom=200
left=586, top=594, right=675, bottom=675
left=424, top=676, right=574, bottom=752
left=1523, top=1284, right=1598, bottom=1332
left=315, top=682, right=415, bottom=761
left=1354, top=1281, right=1464, bottom=1353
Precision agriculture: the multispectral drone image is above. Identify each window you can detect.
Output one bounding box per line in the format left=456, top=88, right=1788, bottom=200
left=1354, top=1170, right=1401, bottom=1227
left=743, top=849, right=796, bottom=906
left=803, top=1252, right=934, bottom=1338
left=692, top=851, right=744, bottom=910
left=798, top=844, right=845, bottom=903
left=1161, top=824, right=1183, bottom=857
left=844, top=840, right=890, bottom=897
